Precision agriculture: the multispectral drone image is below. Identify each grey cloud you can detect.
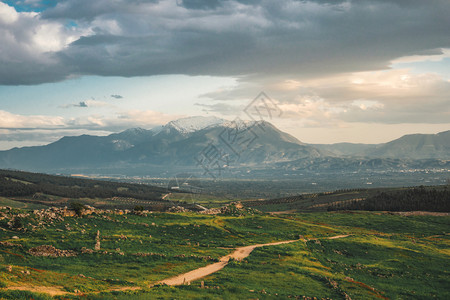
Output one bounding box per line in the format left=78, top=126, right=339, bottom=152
left=179, top=0, right=263, bottom=10
left=179, top=0, right=222, bottom=10
left=60, top=101, right=91, bottom=108
left=0, top=59, right=72, bottom=85
left=42, top=0, right=160, bottom=21
left=2, top=0, right=450, bottom=85
left=53, top=0, right=450, bottom=77
left=75, top=101, right=88, bottom=107
left=111, top=94, right=123, bottom=99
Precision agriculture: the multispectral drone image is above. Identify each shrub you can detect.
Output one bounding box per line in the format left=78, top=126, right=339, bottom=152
left=134, top=205, right=144, bottom=212
left=70, top=202, right=86, bottom=217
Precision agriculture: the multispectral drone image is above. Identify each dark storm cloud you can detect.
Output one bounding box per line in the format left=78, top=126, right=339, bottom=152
left=41, top=0, right=160, bottom=21
left=1, top=0, right=450, bottom=85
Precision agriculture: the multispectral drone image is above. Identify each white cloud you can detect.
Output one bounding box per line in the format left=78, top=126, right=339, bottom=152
left=0, top=2, right=19, bottom=24
left=351, top=100, right=384, bottom=111
left=0, top=108, right=180, bottom=134
left=199, top=68, right=450, bottom=125
left=115, top=110, right=182, bottom=128
left=0, top=110, right=65, bottom=128
left=0, top=108, right=183, bottom=150
left=0, top=2, right=88, bottom=84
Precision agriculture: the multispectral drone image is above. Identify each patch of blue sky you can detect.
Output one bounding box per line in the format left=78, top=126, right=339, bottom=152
left=392, top=58, right=450, bottom=80
left=65, top=20, right=78, bottom=28
left=2, top=0, right=57, bottom=12
left=0, top=75, right=237, bottom=117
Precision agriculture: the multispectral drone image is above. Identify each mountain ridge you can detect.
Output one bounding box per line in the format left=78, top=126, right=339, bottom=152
left=0, top=117, right=326, bottom=173
left=0, top=117, right=448, bottom=176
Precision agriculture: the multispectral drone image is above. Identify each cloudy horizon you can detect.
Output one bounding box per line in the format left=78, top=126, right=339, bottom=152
left=1, top=0, right=449, bottom=150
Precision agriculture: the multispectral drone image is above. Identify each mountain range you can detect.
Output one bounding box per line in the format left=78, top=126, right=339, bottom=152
left=0, top=116, right=448, bottom=177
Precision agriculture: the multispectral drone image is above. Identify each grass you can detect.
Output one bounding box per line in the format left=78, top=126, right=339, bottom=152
left=0, top=209, right=449, bottom=299
left=0, top=197, right=47, bottom=210
left=193, top=242, right=343, bottom=299
left=0, top=290, right=52, bottom=300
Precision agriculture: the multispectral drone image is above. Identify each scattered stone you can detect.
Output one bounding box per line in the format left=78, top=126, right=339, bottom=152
left=168, top=206, right=191, bottom=213
left=28, top=245, right=77, bottom=257
left=81, top=247, right=94, bottom=254
left=200, top=202, right=260, bottom=216
left=0, top=241, right=22, bottom=247
left=133, top=252, right=166, bottom=257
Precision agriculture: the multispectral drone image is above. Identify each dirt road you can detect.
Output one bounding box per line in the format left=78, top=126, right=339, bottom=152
left=157, top=240, right=299, bottom=286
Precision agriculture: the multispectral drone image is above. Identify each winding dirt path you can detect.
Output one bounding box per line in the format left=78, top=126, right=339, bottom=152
left=157, top=239, right=299, bottom=286
left=4, top=235, right=351, bottom=295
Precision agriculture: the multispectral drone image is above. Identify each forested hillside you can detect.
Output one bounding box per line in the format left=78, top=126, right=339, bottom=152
left=328, top=186, right=450, bottom=212
left=0, top=169, right=165, bottom=200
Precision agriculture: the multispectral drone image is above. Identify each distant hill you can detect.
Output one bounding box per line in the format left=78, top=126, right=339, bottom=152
left=0, top=169, right=194, bottom=211
left=328, top=186, right=450, bottom=212
left=313, top=130, right=450, bottom=159
left=365, top=130, right=450, bottom=159
left=275, top=156, right=450, bottom=173
left=244, top=185, right=450, bottom=213
left=0, top=169, right=166, bottom=200
left=312, top=143, right=377, bottom=157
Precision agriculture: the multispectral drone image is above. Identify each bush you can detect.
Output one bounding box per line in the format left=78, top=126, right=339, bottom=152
left=134, top=205, right=144, bottom=212
left=70, top=202, right=86, bottom=217
left=11, top=217, right=24, bottom=229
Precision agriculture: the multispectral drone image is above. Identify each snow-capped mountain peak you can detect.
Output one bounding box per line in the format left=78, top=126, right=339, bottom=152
left=165, top=116, right=227, bottom=133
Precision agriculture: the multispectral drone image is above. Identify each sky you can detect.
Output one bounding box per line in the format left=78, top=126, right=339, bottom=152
left=0, top=0, right=449, bottom=150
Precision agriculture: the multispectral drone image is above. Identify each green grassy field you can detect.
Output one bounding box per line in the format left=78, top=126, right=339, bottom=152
left=1, top=206, right=448, bottom=299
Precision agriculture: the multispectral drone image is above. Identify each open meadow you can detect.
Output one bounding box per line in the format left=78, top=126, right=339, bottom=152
left=1, top=204, right=448, bottom=299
